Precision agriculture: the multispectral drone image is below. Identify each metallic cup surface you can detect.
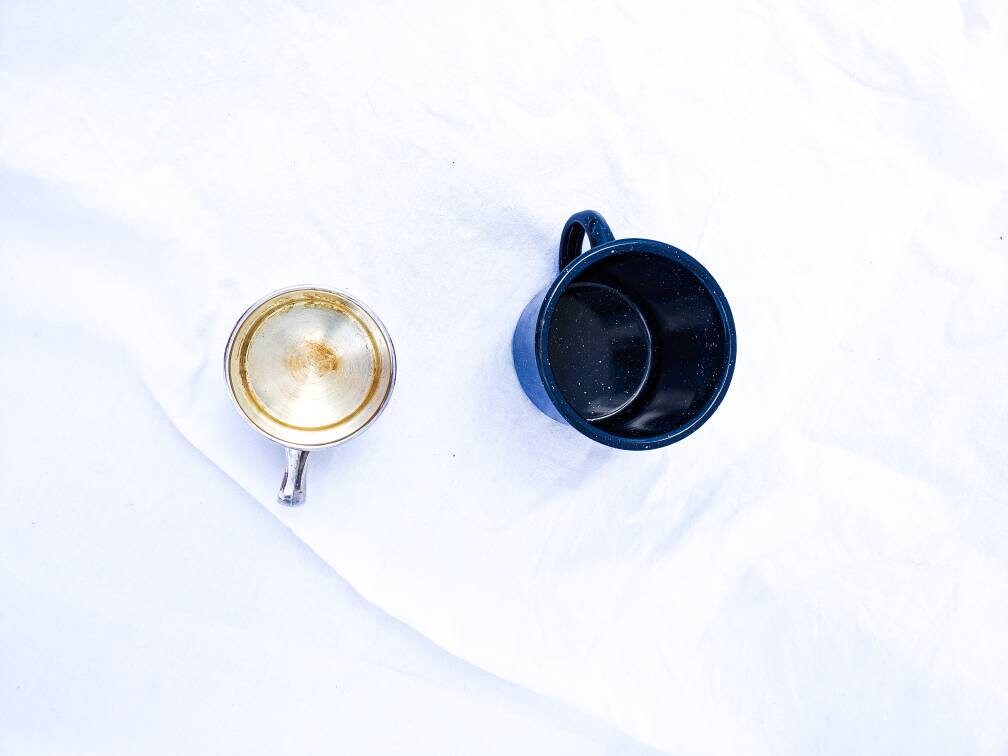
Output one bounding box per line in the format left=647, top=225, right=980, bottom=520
left=224, top=286, right=396, bottom=506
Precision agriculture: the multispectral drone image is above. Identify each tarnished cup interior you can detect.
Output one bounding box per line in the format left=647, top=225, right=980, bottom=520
left=225, top=287, right=395, bottom=450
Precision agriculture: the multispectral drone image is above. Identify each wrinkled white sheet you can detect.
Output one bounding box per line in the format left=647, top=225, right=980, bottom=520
left=2, top=1, right=1007, bottom=753
left=0, top=326, right=662, bottom=754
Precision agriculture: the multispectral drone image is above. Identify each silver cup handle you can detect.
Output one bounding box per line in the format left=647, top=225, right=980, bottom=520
left=278, top=447, right=310, bottom=506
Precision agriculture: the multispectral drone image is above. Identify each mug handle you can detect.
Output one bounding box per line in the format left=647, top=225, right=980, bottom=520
left=559, top=210, right=615, bottom=269
left=278, top=447, right=309, bottom=506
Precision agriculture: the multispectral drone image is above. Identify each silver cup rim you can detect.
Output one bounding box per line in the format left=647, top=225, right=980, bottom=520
left=223, top=285, right=397, bottom=451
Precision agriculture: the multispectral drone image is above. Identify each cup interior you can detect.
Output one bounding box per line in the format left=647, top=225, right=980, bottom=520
left=225, top=288, right=395, bottom=449
left=544, top=248, right=733, bottom=443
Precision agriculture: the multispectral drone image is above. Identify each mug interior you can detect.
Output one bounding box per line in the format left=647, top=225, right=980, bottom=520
left=543, top=247, right=733, bottom=444
left=225, top=288, right=395, bottom=449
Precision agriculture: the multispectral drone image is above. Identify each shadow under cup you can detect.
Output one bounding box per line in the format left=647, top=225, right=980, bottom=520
left=514, top=219, right=735, bottom=450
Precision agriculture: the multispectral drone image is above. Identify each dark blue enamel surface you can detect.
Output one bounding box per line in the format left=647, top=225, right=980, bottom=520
left=512, top=210, right=736, bottom=450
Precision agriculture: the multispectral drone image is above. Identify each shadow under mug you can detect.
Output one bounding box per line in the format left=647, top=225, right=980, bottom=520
left=512, top=210, right=736, bottom=450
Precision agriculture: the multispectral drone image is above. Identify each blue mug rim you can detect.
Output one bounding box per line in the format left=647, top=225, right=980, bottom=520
left=533, top=237, right=737, bottom=450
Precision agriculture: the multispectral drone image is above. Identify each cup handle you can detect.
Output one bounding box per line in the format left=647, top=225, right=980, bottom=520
left=559, top=210, right=615, bottom=270
left=278, top=447, right=309, bottom=506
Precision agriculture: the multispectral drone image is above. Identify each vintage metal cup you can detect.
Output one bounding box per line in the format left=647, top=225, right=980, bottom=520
left=513, top=210, right=736, bottom=450
left=224, top=286, right=395, bottom=506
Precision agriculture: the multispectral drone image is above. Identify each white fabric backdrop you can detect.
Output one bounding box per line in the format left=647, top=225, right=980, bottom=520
left=0, top=325, right=662, bottom=754
left=2, top=1, right=1007, bottom=753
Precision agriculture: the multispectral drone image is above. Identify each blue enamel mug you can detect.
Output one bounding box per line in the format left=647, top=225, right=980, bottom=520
left=512, top=210, right=736, bottom=450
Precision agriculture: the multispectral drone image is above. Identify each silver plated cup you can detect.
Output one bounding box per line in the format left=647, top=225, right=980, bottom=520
left=224, top=286, right=396, bottom=506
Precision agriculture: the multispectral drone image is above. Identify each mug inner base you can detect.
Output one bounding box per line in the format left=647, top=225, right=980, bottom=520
left=547, top=282, right=653, bottom=421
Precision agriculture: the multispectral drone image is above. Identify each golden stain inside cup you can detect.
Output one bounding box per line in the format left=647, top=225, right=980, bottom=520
left=226, top=288, right=395, bottom=449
